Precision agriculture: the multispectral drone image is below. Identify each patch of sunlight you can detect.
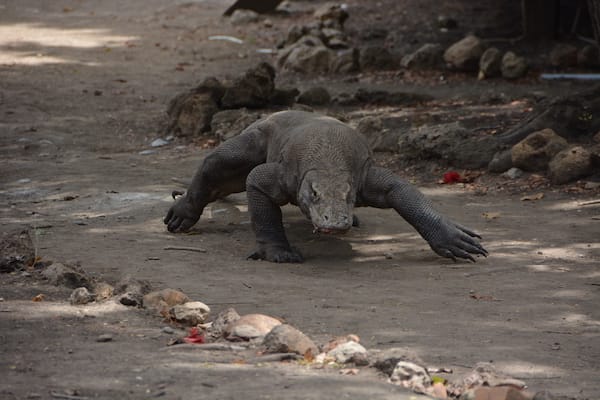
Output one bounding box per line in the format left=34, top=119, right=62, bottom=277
left=0, top=299, right=128, bottom=319
left=526, top=264, right=571, bottom=273
left=544, top=199, right=600, bottom=211
left=550, top=289, right=591, bottom=299
left=493, top=361, right=565, bottom=378
left=0, top=23, right=138, bottom=65
left=0, top=50, right=100, bottom=66
left=536, top=246, right=587, bottom=259
left=364, top=234, right=397, bottom=241
left=560, top=313, right=600, bottom=326
left=352, top=255, right=388, bottom=262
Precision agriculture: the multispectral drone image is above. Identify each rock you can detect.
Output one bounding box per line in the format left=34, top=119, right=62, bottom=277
left=549, top=43, right=578, bottom=67
left=208, top=308, right=241, bottom=339
left=359, top=45, right=396, bottom=70
left=0, top=230, right=35, bottom=273
left=162, top=326, right=175, bottom=334
left=471, top=386, right=530, bottom=400
left=297, top=87, right=331, bottom=106
left=389, top=360, right=432, bottom=393
left=277, top=37, right=333, bottom=74
left=479, top=47, right=502, bottom=78
left=548, top=146, right=594, bottom=184
left=229, top=9, right=259, bottom=25
left=355, top=115, right=407, bottom=152
left=143, top=288, right=189, bottom=313
left=458, top=362, right=526, bottom=391
left=282, top=24, right=305, bottom=48
left=359, top=27, right=388, bottom=41
left=211, top=108, right=262, bottom=141
left=501, top=51, right=528, bottom=79
left=166, top=77, right=224, bottom=137
left=225, top=313, right=281, bottom=340
left=92, top=282, right=114, bottom=301
left=503, top=167, right=524, bottom=179
left=326, top=341, right=368, bottom=364
left=262, top=324, right=318, bottom=356
left=577, top=45, right=600, bottom=68
left=96, top=334, right=113, bottom=343
left=321, top=28, right=345, bottom=47
left=372, top=347, right=426, bottom=377
left=69, top=287, right=94, bottom=305
left=221, top=62, right=276, bottom=109
left=401, top=43, right=443, bottom=70
left=444, top=35, right=485, bottom=71
left=170, top=301, right=210, bottom=326
left=399, top=122, right=499, bottom=169
left=41, top=262, right=92, bottom=289
left=330, top=48, right=359, bottom=73
left=511, top=129, right=569, bottom=171
left=488, top=149, right=513, bottom=173
left=269, top=87, right=299, bottom=106
left=432, top=382, right=448, bottom=399
left=115, top=276, right=151, bottom=307
left=313, top=3, right=349, bottom=29
left=437, top=15, right=458, bottom=29
left=223, top=0, right=283, bottom=16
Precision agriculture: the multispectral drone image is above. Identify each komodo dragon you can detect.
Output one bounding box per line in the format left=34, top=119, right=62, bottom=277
left=164, top=110, right=488, bottom=263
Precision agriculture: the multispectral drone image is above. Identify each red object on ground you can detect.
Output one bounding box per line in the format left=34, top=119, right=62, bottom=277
left=183, top=327, right=205, bottom=344
left=443, top=171, right=462, bottom=184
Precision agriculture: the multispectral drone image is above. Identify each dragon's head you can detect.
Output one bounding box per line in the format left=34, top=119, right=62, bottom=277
left=298, top=170, right=355, bottom=234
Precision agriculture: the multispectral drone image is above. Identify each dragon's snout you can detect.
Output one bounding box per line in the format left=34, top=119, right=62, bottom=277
left=311, top=210, right=352, bottom=234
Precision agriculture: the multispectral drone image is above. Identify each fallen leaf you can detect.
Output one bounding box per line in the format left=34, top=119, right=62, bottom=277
left=303, top=348, right=315, bottom=362
left=442, top=171, right=461, bottom=184
left=482, top=212, right=501, bottom=220
left=521, top=192, right=544, bottom=201
left=32, top=294, right=45, bottom=302
left=340, top=368, right=359, bottom=375
left=183, top=327, right=205, bottom=344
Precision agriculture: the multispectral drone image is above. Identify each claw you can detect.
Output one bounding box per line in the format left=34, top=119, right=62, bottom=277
left=172, top=190, right=185, bottom=200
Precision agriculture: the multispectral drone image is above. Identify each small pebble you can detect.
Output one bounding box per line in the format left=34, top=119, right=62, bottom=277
left=151, top=138, right=169, bottom=147
left=162, top=326, right=175, bottom=334
left=139, top=150, right=156, bottom=155
left=97, top=334, right=113, bottom=342
left=17, top=178, right=32, bottom=184
left=384, top=253, right=393, bottom=259
left=503, top=167, right=523, bottom=179
left=73, top=220, right=88, bottom=226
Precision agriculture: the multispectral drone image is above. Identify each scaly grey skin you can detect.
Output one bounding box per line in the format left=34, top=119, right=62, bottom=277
left=164, top=110, right=488, bottom=263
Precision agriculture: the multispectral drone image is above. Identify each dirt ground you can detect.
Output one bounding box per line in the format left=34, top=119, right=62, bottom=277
left=1, top=1, right=599, bottom=399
